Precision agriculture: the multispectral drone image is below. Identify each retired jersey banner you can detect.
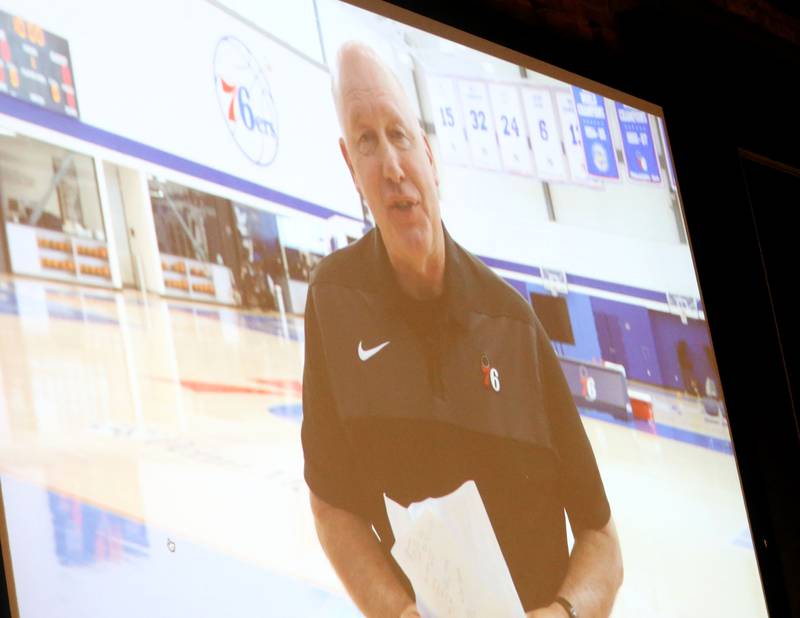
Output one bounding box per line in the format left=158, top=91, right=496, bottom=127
left=488, top=83, right=532, bottom=175
left=427, top=75, right=470, bottom=166
left=615, top=102, right=660, bottom=183
left=572, top=87, right=618, bottom=179
left=555, top=90, right=589, bottom=182
left=458, top=79, right=502, bottom=171
left=521, top=87, right=567, bottom=181
left=0, top=9, right=78, bottom=117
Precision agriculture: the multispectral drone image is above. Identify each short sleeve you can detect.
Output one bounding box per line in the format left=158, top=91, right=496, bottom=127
left=536, top=319, right=611, bottom=533
left=301, top=290, right=372, bottom=519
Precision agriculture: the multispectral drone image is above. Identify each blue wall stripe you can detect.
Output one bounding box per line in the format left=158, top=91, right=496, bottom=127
left=479, top=255, right=542, bottom=277
left=0, top=94, right=360, bottom=223
left=567, top=273, right=667, bottom=303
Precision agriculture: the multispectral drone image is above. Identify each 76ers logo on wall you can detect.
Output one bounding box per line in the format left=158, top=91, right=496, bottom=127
left=213, top=36, right=279, bottom=166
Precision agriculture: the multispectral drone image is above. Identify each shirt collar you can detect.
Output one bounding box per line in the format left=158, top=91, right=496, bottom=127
left=370, top=223, right=472, bottom=330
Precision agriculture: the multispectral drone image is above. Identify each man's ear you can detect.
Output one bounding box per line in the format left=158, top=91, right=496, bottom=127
left=422, top=133, right=439, bottom=188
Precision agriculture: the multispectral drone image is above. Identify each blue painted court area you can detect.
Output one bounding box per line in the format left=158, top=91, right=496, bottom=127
left=3, top=475, right=361, bottom=618
left=238, top=312, right=304, bottom=342
left=0, top=286, right=18, bottom=316
left=44, top=286, right=117, bottom=304
left=49, top=490, right=150, bottom=564
left=269, top=403, right=304, bottom=421
left=168, top=302, right=304, bottom=341
left=43, top=302, right=119, bottom=326
left=0, top=283, right=119, bottom=326
left=579, top=407, right=733, bottom=455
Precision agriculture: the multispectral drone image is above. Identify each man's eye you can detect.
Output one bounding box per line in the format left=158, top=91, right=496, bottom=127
left=390, top=129, right=411, bottom=149
left=357, top=132, right=377, bottom=155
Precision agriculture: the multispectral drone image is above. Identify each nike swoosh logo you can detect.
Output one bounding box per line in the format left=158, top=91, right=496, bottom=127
left=358, top=340, right=390, bottom=362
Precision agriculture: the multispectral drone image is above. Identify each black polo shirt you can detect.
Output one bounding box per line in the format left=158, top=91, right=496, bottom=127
left=301, top=226, right=610, bottom=611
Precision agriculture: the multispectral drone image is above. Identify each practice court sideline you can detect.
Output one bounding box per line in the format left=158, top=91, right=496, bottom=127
left=0, top=275, right=766, bottom=618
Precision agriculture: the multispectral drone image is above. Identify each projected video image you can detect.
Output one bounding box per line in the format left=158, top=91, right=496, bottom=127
left=0, top=1, right=765, bottom=617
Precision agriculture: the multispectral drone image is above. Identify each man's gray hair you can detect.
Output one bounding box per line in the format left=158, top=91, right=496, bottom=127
left=330, top=41, right=415, bottom=131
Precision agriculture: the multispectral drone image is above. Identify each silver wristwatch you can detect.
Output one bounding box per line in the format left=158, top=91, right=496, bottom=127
left=555, top=596, right=578, bottom=618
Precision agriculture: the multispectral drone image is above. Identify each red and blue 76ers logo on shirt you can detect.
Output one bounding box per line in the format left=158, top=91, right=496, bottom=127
left=481, top=354, right=501, bottom=393
left=213, top=36, right=279, bottom=166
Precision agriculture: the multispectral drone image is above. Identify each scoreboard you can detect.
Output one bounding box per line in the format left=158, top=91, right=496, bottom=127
left=0, top=9, right=79, bottom=118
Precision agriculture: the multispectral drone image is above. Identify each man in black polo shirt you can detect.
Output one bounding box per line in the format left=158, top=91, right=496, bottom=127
left=301, top=42, right=623, bottom=618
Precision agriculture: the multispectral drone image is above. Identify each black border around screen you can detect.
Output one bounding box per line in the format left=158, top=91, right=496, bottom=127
left=1, top=1, right=798, bottom=617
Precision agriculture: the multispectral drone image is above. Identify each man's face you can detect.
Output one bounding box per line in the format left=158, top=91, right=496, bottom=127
left=338, top=53, right=440, bottom=268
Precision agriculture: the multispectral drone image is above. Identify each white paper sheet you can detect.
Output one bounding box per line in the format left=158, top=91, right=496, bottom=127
left=385, top=480, right=526, bottom=618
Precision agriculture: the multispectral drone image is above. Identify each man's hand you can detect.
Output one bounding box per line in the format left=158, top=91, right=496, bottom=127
left=310, top=491, right=416, bottom=618
left=538, top=515, right=623, bottom=618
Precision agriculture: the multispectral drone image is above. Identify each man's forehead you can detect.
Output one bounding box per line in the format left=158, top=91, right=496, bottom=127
left=343, top=85, right=404, bottom=122
left=339, top=59, right=401, bottom=104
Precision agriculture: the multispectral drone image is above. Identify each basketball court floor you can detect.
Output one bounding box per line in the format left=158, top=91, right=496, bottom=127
left=0, top=275, right=767, bottom=617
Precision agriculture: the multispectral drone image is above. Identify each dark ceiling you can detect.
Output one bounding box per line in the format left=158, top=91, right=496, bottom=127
left=436, top=0, right=800, bottom=48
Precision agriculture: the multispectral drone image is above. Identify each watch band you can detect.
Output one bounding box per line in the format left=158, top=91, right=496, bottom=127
left=555, top=596, right=578, bottom=618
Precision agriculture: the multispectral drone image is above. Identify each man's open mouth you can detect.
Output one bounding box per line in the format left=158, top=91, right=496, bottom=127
left=390, top=198, right=417, bottom=211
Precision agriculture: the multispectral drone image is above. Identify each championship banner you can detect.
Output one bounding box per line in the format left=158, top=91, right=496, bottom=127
left=615, top=102, right=660, bottom=183
left=572, top=87, right=618, bottom=179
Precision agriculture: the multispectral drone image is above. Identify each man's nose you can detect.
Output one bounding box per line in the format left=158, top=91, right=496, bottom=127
left=380, top=143, right=405, bottom=184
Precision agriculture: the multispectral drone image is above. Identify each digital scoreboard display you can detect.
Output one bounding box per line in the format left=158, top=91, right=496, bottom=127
left=0, top=8, right=79, bottom=117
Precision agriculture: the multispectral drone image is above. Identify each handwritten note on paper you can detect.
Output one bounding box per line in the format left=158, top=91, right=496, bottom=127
left=384, top=480, right=526, bottom=618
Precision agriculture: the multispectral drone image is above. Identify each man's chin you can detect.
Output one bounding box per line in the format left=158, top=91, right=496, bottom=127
left=384, top=226, right=432, bottom=259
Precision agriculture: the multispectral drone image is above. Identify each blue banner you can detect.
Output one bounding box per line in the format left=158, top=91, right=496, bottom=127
left=572, top=87, right=618, bottom=179
left=615, top=102, right=660, bottom=183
